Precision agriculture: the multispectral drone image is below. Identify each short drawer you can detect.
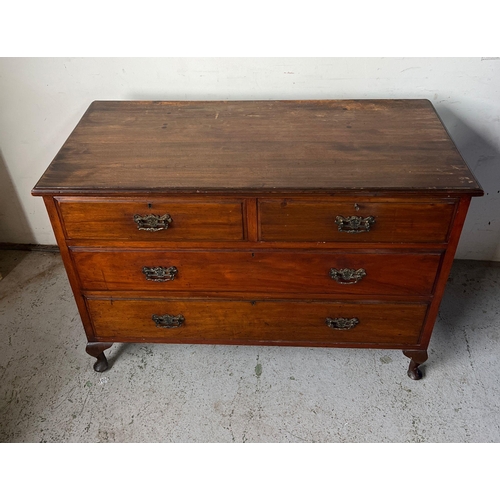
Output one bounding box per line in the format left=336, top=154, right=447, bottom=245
left=72, top=249, right=441, bottom=296
left=87, top=298, right=427, bottom=345
left=57, top=198, right=245, bottom=241
left=259, top=199, right=456, bottom=243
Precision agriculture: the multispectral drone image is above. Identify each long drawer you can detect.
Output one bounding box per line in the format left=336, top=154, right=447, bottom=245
left=259, top=199, right=456, bottom=243
left=57, top=198, right=245, bottom=241
left=86, top=298, right=427, bottom=345
left=72, top=249, right=442, bottom=296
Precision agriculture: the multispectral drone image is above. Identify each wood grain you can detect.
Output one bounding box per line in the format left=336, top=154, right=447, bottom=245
left=57, top=198, right=245, bottom=241
left=259, top=199, right=456, bottom=243
left=72, top=249, right=442, bottom=296
left=31, top=100, right=483, bottom=375
left=32, top=100, right=483, bottom=196
left=87, top=298, right=428, bottom=345
left=42, top=196, right=97, bottom=341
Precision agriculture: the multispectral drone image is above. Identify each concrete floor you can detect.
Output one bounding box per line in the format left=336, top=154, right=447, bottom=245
left=0, top=250, right=499, bottom=442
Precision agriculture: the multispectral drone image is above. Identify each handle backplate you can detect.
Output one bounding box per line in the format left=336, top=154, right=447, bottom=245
left=134, top=213, right=173, bottom=232
left=335, top=215, right=375, bottom=233
left=329, top=268, right=366, bottom=285
left=143, top=266, right=178, bottom=282
left=152, top=314, right=184, bottom=328
left=325, top=317, right=359, bottom=330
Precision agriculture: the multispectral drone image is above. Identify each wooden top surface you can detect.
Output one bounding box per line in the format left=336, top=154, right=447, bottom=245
left=32, top=100, right=483, bottom=196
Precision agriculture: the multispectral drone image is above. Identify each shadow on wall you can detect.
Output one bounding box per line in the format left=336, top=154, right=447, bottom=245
left=436, top=105, right=500, bottom=261
left=0, top=148, right=35, bottom=245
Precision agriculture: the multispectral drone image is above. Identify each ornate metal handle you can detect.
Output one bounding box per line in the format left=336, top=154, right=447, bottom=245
left=134, top=213, right=173, bottom=231
left=329, top=268, right=366, bottom=285
left=325, top=317, right=359, bottom=330
left=143, top=266, right=178, bottom=282
left=152, top=314, right=185, bottom=328
left=335, top=215, right=375, bottom=233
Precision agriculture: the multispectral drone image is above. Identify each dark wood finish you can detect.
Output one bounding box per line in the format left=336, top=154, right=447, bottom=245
left=417, top=196, right=472, bottom=349
left=71, top=249, right=442, bottom=296
left=69, top=240, right=450, bottom=251
left=86, top=298, right=428, bottom=345
left=43, top=197, right=97, bottom=341
left=244, top=198, right=259, bottom=242
left=403, top=350, right=429, bottom=380
left=85, top=342, right=113, bottom=372
left=83, top=289, right=433, bottom=303
left=31, top=100, right=482, bottom=196
left=57, top=198, right=245, bottom=241
left=32, top=100, right=483, bottom=377
left=259, top=199, right=456, bottom=243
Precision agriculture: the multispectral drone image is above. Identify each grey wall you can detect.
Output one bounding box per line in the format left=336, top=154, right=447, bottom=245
left=0, top=57, right=499, bottom=259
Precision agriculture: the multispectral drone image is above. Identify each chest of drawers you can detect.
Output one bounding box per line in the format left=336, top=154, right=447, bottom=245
left=32, top=100, right=483, bottom=379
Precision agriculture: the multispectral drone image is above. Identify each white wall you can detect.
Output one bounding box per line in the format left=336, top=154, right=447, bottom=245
left=0, top=57, right=499, bottom=259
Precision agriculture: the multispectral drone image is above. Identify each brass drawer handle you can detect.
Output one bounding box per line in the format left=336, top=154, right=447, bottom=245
left=325, top=317, right=359, bottom=330
left=335, top=215, right=375, bottom=233
left=329, top=268, right=366, bottom=285
left=143, top=266, right=178, bottom=282
left=152, top=314, right=185, bottom=328
left=133, top=213, right=173, bottom=231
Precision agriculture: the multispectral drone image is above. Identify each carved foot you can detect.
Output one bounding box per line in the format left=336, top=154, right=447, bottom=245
left=403, top=350, right=428, bottom=380
left=86, top=342, right=113, bottom=372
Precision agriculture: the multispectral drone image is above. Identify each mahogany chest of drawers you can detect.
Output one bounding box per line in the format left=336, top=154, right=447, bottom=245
left=32, top=100, right=483, bottom=379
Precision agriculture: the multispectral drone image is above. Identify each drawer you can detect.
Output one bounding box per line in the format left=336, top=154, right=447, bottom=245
left=73, top=249, right=442, bottom=296
left=87, top=298, right=427, bottom=345
left=57, top=198, right=245, bottom=241
left=259, top=199, right=456, bottom=243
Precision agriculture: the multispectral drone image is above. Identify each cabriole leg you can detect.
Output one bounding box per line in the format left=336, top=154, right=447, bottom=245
left=86, top=342, right=113, bottom=372
left=403, top=350, right=428, bottom=380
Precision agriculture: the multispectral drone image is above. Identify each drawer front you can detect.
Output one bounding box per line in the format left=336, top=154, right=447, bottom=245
left=87, top=298, right=427, bottom=345
left=73, top=250, right=441, bottom=296
left=58, top=199, right=245, bottom=241
left=259, top=199, right=456, bottom=243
